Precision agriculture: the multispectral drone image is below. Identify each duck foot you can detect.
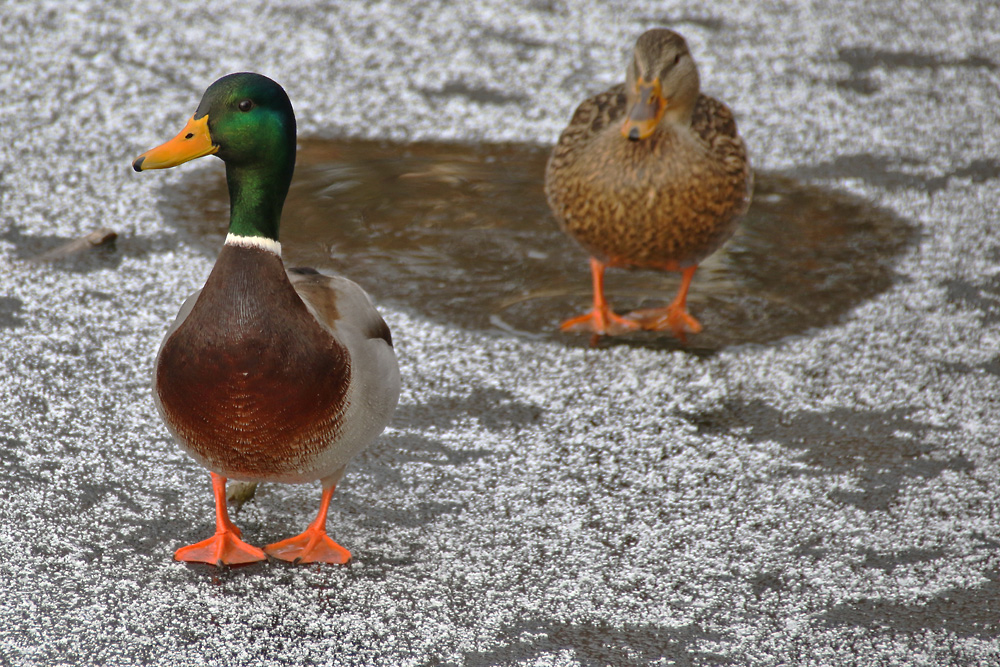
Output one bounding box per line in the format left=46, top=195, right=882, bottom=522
left=265, top=529, right=351, bottom=564
left=175, top=472, right=266, bottom=566
left=559, top=309, right=640, bottom=336
left=560, top=257, right=640, bottom=336
left=626, top=305, right=702, bottom=341
left=626, top=265, right=701, bottom=341
left=264, top=484, right=351, bottom=564
left=175, top=529, right=267, bottom=566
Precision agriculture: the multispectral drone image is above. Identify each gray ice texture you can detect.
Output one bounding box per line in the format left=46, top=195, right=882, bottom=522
left=1, top=1, right=999, bottom=666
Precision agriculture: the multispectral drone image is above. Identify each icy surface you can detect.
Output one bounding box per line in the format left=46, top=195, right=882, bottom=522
left=2, top=0, right=1000, bottom=665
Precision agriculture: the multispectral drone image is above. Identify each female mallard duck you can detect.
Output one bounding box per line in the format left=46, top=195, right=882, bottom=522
left=545, top=28, right=752, bottom=339
left=133, top=73, right=400, bottom=566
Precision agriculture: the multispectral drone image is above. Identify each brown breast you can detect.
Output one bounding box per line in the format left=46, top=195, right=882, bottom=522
left=545, top=89, right=751, bottom=269
left=155, top=244, right=351, bottom=479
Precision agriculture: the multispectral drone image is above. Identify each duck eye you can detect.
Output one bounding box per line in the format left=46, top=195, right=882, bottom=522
left=673, top=53, right=682, bottom=65
left=238, top=99, right=254, bottom=112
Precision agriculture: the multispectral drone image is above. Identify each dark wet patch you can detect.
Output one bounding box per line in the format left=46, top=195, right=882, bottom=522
left=464, top=619, right=731, bottom=667
left=972, top=531, right=1000, bottom=550
left=75, top=481, right=188, bottom=560
left=0, top=435, right=47, bottom=486
left=342, top=550, right=422, bottom=583
left=820, top=571, right=1000, bottom=638
left=938, top=270, right=1000, bottom=376
left=393, top=387, right=545, bottom=433
left=941, top=354, right=1000, bottom=379
left=356, top=498, right=466, bottom=529
left=839, top=47, right=997, bottom=74
left=169, top=138, right=915, bottom=353
left=382, top=432, right=495, bottom=467
left=858, top=547, right=943, bottom=574
left=72, top=479, right=145, bottom=514
left=478, top=26, right=549, bottom=51
left=680, top=400, right=972, bottom=510
left=1, top=224, right=187, bottom=270
left=0, top=225, right=123, bottom=272
left=750, top=569, right=790, bottom=598
left=421, top=81, right=528, bottom=106
left=0, top=296, right=25, bottom=329
left=475, top=25, right=553, bottom=64
left=835, top=47, right=996, bottom=94
left=793, top=536, right=830, bottom=561
left=525, top=0, right=559, bottom=13
left=637, top=15, right=726, bottom=31
left=836, top=74, right=880, bottom=95
left=953, top=159, right=1000, bottom=184
left=943, top=271, right=1000, bottom=325
left=790, top=154, right=1000, bottom=195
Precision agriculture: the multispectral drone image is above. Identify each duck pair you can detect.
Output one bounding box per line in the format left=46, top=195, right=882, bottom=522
left=133, top=28, right=751, bottom=566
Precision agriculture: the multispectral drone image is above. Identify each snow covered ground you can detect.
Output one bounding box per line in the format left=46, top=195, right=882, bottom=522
left=1, top=1, right=999, bottom=665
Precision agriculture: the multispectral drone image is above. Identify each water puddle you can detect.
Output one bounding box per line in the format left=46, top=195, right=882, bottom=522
left=173, top=138, right=915, bottom=352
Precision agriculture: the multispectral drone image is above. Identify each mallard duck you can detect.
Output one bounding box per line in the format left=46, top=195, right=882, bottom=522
left=545, top=28, right=752, bottom=339
left=133, top=73, right=400, bottom=566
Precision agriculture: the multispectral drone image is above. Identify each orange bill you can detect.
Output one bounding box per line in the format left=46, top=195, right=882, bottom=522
left=621, top=78, right=665, bottom=141
left=132, top=114, right=217, bottom=172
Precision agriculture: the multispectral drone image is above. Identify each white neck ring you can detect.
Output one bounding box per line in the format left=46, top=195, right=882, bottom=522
left=225, top=233, right=282, bottom=256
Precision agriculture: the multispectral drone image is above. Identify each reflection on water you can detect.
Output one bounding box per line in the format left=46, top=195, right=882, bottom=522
left=174, top=138, right=915, bottom=352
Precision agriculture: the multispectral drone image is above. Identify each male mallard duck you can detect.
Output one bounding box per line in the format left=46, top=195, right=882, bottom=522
left=545, top=28, right=752, bottom=339
left=133, top=73, right=400, bottom=566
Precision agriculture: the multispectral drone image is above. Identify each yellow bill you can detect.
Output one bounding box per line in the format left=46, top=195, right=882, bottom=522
left=132, top=115, right=217, bottom=172
left=621, top=78, right=666, bottom=141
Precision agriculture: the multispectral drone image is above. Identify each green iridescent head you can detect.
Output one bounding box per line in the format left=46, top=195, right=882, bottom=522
left=133, top=72, right=297, bottom=241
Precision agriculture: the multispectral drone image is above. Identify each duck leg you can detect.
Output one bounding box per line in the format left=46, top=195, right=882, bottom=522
left=174, top=473, right=267, bottom=566
left=627, top=265, right=703, bottom=341
left=560, top=257, right=640, bottom=335
left=264, top=484, right=351, bottom=564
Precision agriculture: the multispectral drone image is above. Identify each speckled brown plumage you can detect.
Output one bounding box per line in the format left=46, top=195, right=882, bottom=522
left=544, top=28, right=752, bottom=338
left=547, top=87, right=750, bottom=267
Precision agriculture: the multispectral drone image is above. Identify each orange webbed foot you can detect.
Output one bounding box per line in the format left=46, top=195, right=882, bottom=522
left=559, top=309, right=640, bottom=336
left=264, top=484, right=350, bottom=564
left=627, top=305, right=702, bottom=341
left=174, top=529, right=267, bottom=566
left=264, top=529, right=351, bottom=564
left=626, top=265, right=702, bottom=341
left=175, top=472, right=267, bottom=566
left=560, top=257, right=641, bottom=336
